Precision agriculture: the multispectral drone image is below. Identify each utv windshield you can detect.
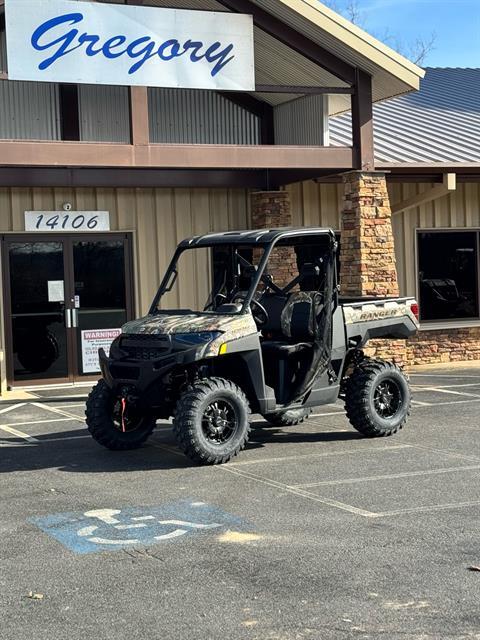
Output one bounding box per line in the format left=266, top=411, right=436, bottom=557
left=151, top=244, right=267, bottom=315
left=150, top=234, right=334, bottom=316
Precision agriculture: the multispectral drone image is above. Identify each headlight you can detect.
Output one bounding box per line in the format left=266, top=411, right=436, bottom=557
left=174, top=331, right=222, bottom=345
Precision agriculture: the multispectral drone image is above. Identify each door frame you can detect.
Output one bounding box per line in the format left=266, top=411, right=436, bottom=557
left=1, top=232, right=135, bottom=388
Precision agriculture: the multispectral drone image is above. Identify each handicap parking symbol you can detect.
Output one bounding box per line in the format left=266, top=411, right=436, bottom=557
left=30, top=500, right=246, bottom=554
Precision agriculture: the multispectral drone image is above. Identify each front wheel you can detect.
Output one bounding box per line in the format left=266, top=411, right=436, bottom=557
left=345, top=359, right=411, bottom=437
left=173, top=378, right=251, bottom=465
left=85, top=380, right=156, bottom=450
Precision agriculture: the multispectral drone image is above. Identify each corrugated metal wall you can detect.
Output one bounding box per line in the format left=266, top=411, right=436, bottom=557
left=0, top=81, right=61, bottom=140
left=274, top=95, right=327, bottom=145
left=78, top=85, right=131, bottom=143
left=0, top=186, right=251, bottom=322
left=287, top=180, right=480, bottom=299
left=149, top=89, right=260, bottom=144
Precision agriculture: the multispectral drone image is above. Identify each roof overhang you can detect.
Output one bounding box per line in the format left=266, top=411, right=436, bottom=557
left=116, top=0, right=424, bottom=114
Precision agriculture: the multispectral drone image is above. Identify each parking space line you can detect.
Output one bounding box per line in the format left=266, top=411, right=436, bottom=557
left=412, top=387, right=480, bottom=398
left=219, top=464, right=378, bottom=517
left=411, top=398, right=480, bottom=408
left=410, top=374, right=480, bottom=379
left=403, top=441, right=480, bottom=463
left=412, top=382, right=480, bottom=389
left=228, top=444, right=413, bottom=467
left=292, top=464, right=480, bottom=488
left=31, top=402, right=85, bottom=422
left=0, top=416, right=74, bottom=428
left=0, top=403, right=27, bottom=415
left=0, top=424, right=39, bottom=443
left=375, top=500, right=480, bottom=518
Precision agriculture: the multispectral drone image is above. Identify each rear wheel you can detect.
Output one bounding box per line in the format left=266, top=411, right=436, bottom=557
left=173, top=377, right=251, bottom=465
left=85, top=380, right=156, bottom=450
left=345, top=359, right=410, bottom=437
left=264, top=407, right=312, bottom=426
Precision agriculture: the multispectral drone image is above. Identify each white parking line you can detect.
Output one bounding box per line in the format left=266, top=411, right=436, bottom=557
left=413, top=386, right=480, bottom=398
left=219, top=464, right=378, bottom=518
left=0, top=424, right=39, bottom=443
left=31, top=402, right=85, bottom=422
left=375, top=500, right=480, bottom=518
left=292, top=464, right=480, bottom=488
left=0, top=403, right=27, bottom=415
left=410, top=374, right=480, bottom=379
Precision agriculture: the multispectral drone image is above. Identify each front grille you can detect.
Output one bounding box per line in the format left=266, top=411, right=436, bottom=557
left=120, top=334, right=170, bottom=361
left=122, top=346, right=168, bottom=361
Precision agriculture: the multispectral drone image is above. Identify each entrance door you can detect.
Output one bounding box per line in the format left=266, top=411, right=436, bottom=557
left=2, top=234, right=134, bottom=386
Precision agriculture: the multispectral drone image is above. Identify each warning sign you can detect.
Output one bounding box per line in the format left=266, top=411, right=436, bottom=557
left=81, top=328, right=122, bottom=373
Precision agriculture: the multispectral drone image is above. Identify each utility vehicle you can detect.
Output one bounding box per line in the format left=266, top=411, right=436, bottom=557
left=86, top=228, right=419, bottom=464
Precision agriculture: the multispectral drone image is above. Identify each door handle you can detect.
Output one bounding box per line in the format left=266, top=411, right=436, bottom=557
left=65, top=308, right=72, bottom=328
left=72, top=309, right=79, bottom=328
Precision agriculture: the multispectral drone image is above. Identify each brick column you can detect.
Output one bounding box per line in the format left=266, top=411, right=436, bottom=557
left=340, top=171, right=406, bottom=364
left=340, top=171, right=399, bottom=297
left=251, top=191, right=297, bottom=287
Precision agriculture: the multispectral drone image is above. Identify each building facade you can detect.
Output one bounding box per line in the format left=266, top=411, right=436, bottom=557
left=0, top=0, right=433, bottom=391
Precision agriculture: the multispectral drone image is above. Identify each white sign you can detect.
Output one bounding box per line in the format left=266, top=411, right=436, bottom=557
left=47, top=280, right=64, bottom=303
left=25, top=211, right=110, bottom=232
left=81, top=328, right=121, bottom=374
left=5, top=0, right=255, bottom=91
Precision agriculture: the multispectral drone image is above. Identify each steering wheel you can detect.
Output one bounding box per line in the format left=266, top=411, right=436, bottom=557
left=233, top=294, right=269, bottom=327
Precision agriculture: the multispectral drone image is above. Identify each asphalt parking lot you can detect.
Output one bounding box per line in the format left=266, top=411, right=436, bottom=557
left=1, top=366, right=480, bottom=640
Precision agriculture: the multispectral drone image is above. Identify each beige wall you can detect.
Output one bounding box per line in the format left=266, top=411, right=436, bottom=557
left=0, top=186, right=251, bottom=387
left=287, top=180, right=480, bottom=300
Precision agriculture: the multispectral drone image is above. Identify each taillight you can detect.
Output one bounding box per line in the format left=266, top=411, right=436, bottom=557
left=410, top=302, right=419, bottom=321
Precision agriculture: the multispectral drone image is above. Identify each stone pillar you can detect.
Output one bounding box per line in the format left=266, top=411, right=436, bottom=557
left=340, top=171, right=399, bottom=297
left=340, top=171, right=406, bottom=364
left=251, top=190, right=297, bottom=287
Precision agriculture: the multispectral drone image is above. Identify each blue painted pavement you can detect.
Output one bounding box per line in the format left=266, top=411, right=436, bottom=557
left=30, top=500, right=246, bottom=554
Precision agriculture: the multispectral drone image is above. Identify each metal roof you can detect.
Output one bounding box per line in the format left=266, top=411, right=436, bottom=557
left=94, top=0, right=423, bottom=114
left=329, top=68, right=480, bottom=164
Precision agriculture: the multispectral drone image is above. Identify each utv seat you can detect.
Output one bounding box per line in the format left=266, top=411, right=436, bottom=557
left=261, top=293, right=321, bottom=402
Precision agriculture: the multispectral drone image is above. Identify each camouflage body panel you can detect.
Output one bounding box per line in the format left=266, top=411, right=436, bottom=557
left=122, top=312, right=258, bottom=358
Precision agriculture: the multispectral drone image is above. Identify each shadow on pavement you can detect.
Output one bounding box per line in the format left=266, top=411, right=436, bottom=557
left=0, top=421, right=362, bottom=474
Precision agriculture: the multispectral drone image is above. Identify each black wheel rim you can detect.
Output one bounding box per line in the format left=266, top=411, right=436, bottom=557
left=373, top=379, right=402, bottom=419
left=201, top=399, right=238, bottom=445
left=112, top=399, right=143, bottom=433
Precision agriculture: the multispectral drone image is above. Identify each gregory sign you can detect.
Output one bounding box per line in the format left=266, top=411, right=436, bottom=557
left=5, top=0, right=255, bottom=91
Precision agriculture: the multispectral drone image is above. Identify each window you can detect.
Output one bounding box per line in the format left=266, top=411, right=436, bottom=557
left=417, top=231, right=479, bottom=322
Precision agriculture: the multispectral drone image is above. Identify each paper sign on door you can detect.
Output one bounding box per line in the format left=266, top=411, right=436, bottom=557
left=47, top=280, right=64, bottom=302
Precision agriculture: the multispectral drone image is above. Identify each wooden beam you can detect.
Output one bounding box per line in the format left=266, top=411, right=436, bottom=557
left=0, top=140, right=354, bottom=170
left=129, top=86, right=149, bottom=146
left=351, top=68, right=374, bottom=171
left=216, top=0, right=355, bottom=84
left=255, top=85, right=353, bottom=95
left=392, top=173, right=457, bottom=215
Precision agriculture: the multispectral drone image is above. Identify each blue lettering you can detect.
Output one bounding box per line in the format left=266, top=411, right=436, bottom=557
left=204, top=42, right=235, bottom=77
left=126, top=37, right=157, bottom=74
left=157, top=39, right=181, bottom=61
left=30, top=13, right=237, bottom=78
left=31, top=13, right=84, bottom=70
left=78, top=33, right=102, bottom=57
left=102, top=36, right=127, bottom=59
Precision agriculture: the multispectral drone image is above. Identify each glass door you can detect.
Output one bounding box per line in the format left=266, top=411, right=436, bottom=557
left=4, top=239, right=72, bottom=383
left=3, top=233, right=134, bottom=386
left=70, top=237, right=133, bottom=379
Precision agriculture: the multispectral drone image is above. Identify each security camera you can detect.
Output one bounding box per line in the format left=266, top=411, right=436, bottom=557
left=63, top=202, right=72, bottom=212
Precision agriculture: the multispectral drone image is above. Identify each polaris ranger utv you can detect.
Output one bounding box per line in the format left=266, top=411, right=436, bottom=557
left=86, top=228, right=419, bottom=465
